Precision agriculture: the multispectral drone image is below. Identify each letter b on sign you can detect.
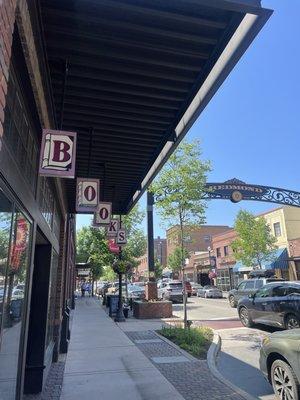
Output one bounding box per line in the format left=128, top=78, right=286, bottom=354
left=94, top=202, right=112, bottom=226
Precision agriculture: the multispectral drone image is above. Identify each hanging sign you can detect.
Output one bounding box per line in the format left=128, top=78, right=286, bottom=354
left=107, top=219, right=119, bottom=237
left=39, top=129, right=77, bottom=178
left=116, top=229, right=127, bottom=245
left=93, top=202, right=112, bottom=226
left=108, top=239, right=120, bottom=254
left=76, top=178, right=100, bottom=212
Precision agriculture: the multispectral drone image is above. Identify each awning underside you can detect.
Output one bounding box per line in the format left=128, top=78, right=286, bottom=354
left=39, top=0, right=271, bottom=214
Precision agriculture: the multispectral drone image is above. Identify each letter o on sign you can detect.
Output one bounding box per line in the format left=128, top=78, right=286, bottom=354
left=84, top=185, right=96, bottom=202
left=94, top=202, right=112, bottom=225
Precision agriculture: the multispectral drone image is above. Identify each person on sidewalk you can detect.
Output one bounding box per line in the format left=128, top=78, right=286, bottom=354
left=87, top=282, right=92, bottom=297
left=81, top=281, right=86, bottom=297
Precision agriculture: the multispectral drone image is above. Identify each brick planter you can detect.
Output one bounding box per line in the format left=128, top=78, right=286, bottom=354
left=133, top=300, right=172, bottom=319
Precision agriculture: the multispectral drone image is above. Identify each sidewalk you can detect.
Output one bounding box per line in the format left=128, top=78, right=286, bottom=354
left=60, top=297, right=184, bottom=400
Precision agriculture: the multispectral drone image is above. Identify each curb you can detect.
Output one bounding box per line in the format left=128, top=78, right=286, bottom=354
left=207, top=333, right=258, bottom=400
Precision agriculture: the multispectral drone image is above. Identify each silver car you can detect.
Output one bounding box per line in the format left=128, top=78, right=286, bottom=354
left=159, top=280, right=183, bottom=303
left=260, top=329, right=300, bottom=400
left=197, top=285, right=223, bottom=299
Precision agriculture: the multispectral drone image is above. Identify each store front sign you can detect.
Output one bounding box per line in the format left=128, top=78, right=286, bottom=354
left=76, top=178, right=100, bottom=212
left=93, top=202, right=112, bottom=226
left=116, top=229, right=127, bottom=245
left=108, top=239, right=120, bottom=254
left=77, top=268, right=91, bottom=276
left=39, top=129, right=77, bottom=178
left=107, top=219, right=119, bottom=237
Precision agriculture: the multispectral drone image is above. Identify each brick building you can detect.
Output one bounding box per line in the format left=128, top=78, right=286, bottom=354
left=135, top=237, right=167, bottom=281
left=166, top=225, right=231, bottom=259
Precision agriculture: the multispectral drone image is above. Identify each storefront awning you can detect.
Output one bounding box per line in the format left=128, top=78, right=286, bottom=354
left=39, top=0, right=272, bottom=214
left=233, top=248, right=289, bottom=272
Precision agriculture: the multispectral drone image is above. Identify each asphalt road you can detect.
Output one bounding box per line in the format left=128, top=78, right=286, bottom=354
left=172, top=295, right=238, bottom=321
left=171, top=295, right=275, bottom=400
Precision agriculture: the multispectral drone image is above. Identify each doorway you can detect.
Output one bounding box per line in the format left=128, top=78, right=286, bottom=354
left=24, top=230, right=52, bottom=394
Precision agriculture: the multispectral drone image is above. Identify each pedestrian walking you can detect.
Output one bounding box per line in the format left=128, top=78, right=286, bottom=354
left=81, top=281, right=86, bottom=297
left=87, top=282, right=92, bottom=297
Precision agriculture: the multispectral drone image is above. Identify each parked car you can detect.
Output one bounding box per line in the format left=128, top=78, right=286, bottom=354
left=97, top=282, right=111, bottom=296
left=190, top=282, right=202, bottom=296
left=238, top=282, right=300, bottom=329
left=126, top=284, right=145, bottom=300
left=228, top=277, right=285, bottom=308
left=158, top=280, right=183, bottom=303
left=184, top=281, right=192, bottom=297
left=259, top=329, right=300, bottom=400
left=197, top=285, right=223, bottom=299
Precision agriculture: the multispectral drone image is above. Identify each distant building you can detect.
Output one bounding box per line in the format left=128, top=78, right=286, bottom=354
left=166, top=225, right=232, bottom=259
left=211, top=206, right=300, bottom=290
left=134, top=237, right=167, bottom=281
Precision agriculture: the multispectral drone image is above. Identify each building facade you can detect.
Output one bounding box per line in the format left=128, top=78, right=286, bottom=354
left=183, top=251, right=213, bottom=286
left=212, top=206, right=300, bottom=290
left=166, top=225, right=231, bottom=259
left=0, top=3, right=75, bottom=399
left=135, top=237, right=167, bottom=281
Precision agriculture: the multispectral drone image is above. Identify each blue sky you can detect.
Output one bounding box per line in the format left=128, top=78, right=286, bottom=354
left=77, top=0, right=300, bottom=237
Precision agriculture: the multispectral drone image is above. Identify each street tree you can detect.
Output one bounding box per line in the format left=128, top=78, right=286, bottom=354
left=231, top=210, right=277, bottom=269
left=150, top=139, right=211, bottom=327
left=154, top=260, right=163, bottom=279
left=167, top=247, right=189, bottom=273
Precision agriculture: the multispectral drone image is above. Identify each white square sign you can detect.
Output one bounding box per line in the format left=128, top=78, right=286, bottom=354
left=76, top=178, right=100, bottom=212
left=107, top=219, right=119, bottom=237
left=93, top=202, right=112, bottom=226
left=116, top=229, right=127, bottom=245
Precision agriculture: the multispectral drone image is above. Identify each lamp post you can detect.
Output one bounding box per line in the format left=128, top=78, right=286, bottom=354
left=115, top=216, right=125, bottom=322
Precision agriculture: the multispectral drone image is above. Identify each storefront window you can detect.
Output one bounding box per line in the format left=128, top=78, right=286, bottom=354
left=0, top=197, right=32, bottom=400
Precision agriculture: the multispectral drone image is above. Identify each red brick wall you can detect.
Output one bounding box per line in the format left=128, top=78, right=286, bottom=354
left=0, top=0, right=17, bottom=140
left=212, top=229, right=238, bottom=269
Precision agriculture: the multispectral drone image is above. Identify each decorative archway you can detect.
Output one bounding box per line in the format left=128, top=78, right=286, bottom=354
left=203, top=178, right=300, bottom=208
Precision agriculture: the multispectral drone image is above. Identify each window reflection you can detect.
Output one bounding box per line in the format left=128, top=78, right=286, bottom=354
left=0, top=196, right=31, bottom=400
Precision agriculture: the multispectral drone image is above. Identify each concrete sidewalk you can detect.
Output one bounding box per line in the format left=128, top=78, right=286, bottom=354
left=60, top=297, right=184, bottom=400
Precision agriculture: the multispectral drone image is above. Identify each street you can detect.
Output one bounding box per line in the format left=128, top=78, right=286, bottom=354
left=172, top=296, right=275, bottom=400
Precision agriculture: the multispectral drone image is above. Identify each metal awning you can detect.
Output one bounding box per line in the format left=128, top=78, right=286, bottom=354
left=233, top=248, right=289, bottom=272
left=39, top=0, right=272, bottom=214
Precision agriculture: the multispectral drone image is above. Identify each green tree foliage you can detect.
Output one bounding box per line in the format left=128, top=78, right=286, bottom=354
left=150, top=140, right=211, bottom=328
left=76, top=226, right=114, bottom=280
left=76, top=205, right=147, bottom=280
left=168, top=247, right=189, bottom=272
left=154, top=259, right=163, bottom=279
left=231, top=210, right=277, bottom=269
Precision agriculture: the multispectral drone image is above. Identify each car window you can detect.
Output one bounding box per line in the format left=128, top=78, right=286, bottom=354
left=238, top=282, right=247, bottom=290
left=255, top=280, right=264, bottom=289
left=288, top=286, right=300, bottom=295
left=244, top=281, right=255, bottom=289
left=256, top=287, right=272, bottom=298
left=271, top=285, right=289, bottom=297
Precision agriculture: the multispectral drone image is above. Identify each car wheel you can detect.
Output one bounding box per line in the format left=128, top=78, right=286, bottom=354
left=229, top=295, right=236, bottom=308
left=239, top=307, right=254, bottom=328
left=285, top=314, right=300, bottom=330
left=271, top=359, right=300, bottom=400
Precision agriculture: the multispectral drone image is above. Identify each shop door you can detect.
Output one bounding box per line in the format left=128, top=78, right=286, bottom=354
left=24, top=231, right=52, bottom=394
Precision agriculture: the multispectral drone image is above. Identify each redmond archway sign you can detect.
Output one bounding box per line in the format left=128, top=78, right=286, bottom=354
left=203, top=178, right=300, bottom=208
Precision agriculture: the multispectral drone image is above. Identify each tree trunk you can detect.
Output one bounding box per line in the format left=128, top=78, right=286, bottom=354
left=179, top=216, right=187, bottom=329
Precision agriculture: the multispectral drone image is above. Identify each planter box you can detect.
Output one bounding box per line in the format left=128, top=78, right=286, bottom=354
left=133, top=300, right=172, bottom=319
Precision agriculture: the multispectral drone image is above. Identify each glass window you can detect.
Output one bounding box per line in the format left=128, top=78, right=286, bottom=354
left=255, top=280, right=264, bottom=289
left=0, top=197, right=32, bottom=400
left=288, top=286, right=300, bottom=295
left=238, top=281, right=247, bottom=290
left=216, top=248, right=221, bottom=257
left=3, top=70, right=38, bottom=192
left=224, top=246, right=229, bottom=256
left=273, top=222, right=281, bottom=237
left=244, top=281, right=255, bottom=289
left=256, top=287, right=272, bottom=298
left=272, top=285, right=288, bottom=297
